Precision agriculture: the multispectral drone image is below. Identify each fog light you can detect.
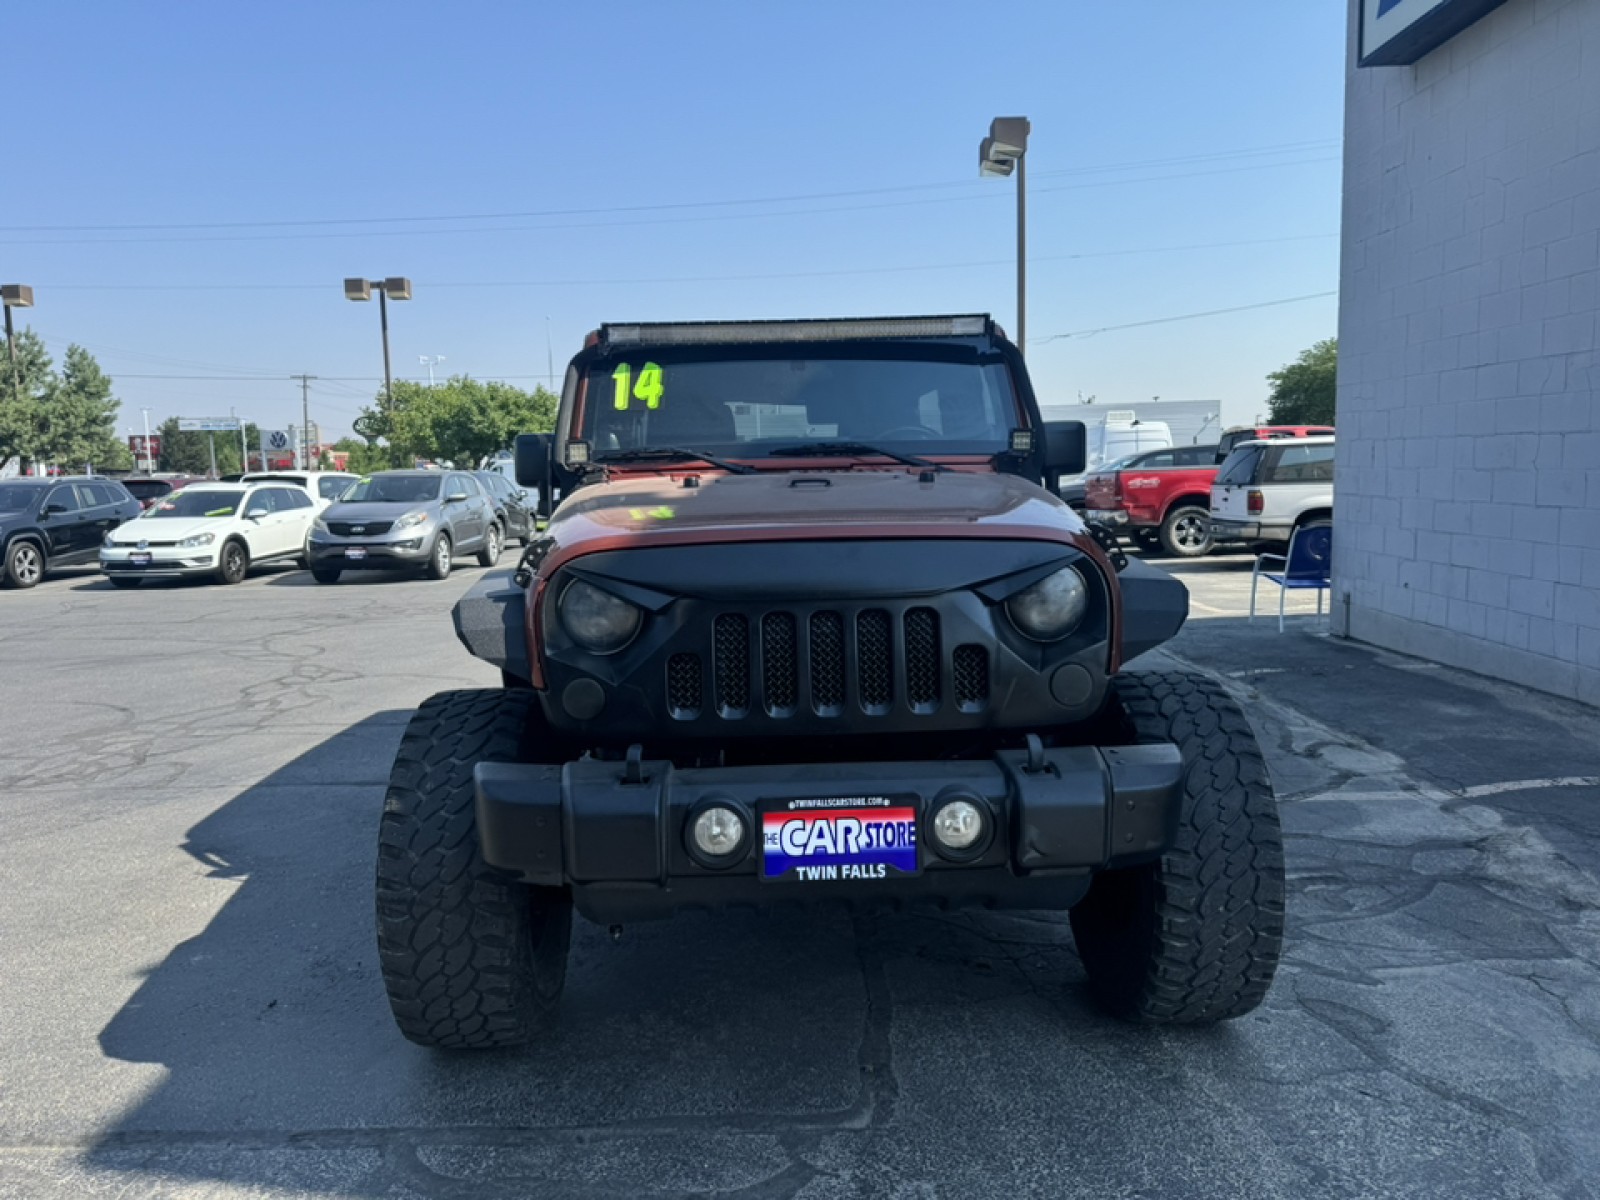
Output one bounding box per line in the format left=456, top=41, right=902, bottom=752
left=932, top=799, right=984, bottom=852
left=690, top=805, right=745, bottom=860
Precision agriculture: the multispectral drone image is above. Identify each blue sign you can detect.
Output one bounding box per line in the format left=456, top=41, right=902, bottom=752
left=1360, top=0, right=1508, bottom=67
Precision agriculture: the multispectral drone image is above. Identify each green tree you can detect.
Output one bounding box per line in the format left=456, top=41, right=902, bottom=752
left=356, top=378, right=557, bottom=467
left=333, top=437, right=395, bottom=474
left=0, top=329, right=128, bottom=471
left=156, top=417, right=259, bottom=476
left=1266, top=338, right=1337, bottom=426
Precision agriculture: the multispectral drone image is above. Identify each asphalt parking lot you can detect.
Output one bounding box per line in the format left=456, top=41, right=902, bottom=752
left=2, top=553, right=1597, bottom=1199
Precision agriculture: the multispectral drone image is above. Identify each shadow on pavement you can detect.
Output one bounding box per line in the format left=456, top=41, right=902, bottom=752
left=88, top=712, right=1108, bottom=1196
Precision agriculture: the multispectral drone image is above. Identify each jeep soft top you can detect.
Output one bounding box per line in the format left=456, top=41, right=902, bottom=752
left=375, top=315, right=1284, bottom=1048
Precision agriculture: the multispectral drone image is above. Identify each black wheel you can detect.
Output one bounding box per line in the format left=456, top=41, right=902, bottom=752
left=311, top=568, right=341, bottom=584
left=376, top=689, right=572, bottom=1049
left=476, top=522, right=503, bottom=568
left=425, top=533, right=453, bottom=581
left=3, top=540, right=45, bottom=588
left=1070, top=671, right=1284, bottom=1024
left=108, top=577, right=142, bottom=589
left=1159, top=505, right=1213, bottom=558
left=214, top=539, right=249, bottom=585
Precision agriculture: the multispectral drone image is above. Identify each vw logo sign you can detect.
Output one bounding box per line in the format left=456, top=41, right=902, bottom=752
left=137, top=540, right=149, bottom=550
left=268, top=431, right=290, bottom=450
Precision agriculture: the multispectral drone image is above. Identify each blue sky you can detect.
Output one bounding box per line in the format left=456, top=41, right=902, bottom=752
left=3, top=1, right=1347, bottom=443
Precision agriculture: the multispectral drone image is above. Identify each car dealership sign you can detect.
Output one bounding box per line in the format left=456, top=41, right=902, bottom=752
left=1360, top=0, right=1508, bottom=66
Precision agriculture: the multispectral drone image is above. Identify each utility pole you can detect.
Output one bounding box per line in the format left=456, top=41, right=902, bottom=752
left=140, top=407, right=154, bottom=473
left=290, top=374, right=317, bottom=469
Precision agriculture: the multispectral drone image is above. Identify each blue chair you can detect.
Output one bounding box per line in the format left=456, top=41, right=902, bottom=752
left=1250, top=524, right=1332, bottom=631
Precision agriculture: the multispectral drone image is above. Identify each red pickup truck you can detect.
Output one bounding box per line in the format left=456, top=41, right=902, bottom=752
left=1085, top=425, right=1334, bottom=557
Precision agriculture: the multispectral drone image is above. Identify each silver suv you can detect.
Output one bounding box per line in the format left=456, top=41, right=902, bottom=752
left=1210, top=435, right=1334, bottom=548
left=307, top=470, right=502, bottom=583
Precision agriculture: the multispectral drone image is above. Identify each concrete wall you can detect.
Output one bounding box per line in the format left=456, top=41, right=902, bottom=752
left=1336, top=0, right=1600, bottom=705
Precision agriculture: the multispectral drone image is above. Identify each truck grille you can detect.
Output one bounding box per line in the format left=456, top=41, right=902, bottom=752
left=671, top=605, right=988, bottom=721
left=328, top=520, right=394, bottom=537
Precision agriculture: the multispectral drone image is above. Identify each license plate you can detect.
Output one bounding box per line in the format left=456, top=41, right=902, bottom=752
left=760, top=795, right=919, bottom=883
left=344, top=547, right=367, bottom=560
left=130, top=552, right=152, bottom=567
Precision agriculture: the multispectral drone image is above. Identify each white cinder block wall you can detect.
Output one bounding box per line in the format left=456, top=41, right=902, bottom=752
left=1336, top=0, right=1600, bottom=705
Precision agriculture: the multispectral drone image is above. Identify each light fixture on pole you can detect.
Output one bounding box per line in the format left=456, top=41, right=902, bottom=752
left=2, top=283, right=35, bottom=408
left=419, top=354, right=445, bottom=386
left=344, top=277, right=412, bottom=410
left=978, top=117, right=1030, bottom=355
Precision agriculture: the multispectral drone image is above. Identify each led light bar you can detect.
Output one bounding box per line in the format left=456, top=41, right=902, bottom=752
left=601, top=315, right=991, bottom=347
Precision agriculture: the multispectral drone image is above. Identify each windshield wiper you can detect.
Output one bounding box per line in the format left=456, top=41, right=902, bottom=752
left=766, top=441, right=947, bottom=472
left=595, top=447, right=758, bottom=475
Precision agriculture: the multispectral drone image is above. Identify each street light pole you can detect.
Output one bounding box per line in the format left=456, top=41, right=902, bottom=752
left=344, top=277, right=412, bottom=414
left=979, top=118, right=1030, bottom=356
left=140, top=407, right=154, bottom=473
left=2, top=284, right=35, bottom=414
left=419, top=355, right=445, bottom=386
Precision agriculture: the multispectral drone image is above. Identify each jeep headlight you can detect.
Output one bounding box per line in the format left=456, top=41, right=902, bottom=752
left=394, top=510, right=430, bottom=530
left=177, top=532, right=216, bottom=549
left=1005, top=565, right=1089, bottom=642
left=559, top=578, right=642, bottom=653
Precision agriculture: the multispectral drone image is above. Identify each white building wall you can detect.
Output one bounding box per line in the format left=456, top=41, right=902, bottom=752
left=1336, top=0, right=1600, bottom=705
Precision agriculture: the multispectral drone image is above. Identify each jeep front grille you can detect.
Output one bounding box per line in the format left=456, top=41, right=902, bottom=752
left=671, top=604, right=986, bottom=722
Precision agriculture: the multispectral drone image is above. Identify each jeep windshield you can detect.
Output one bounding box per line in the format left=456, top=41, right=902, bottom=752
left=578, top=351, right=1018, bottom=463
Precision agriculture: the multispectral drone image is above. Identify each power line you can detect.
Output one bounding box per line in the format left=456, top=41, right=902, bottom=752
left=1035, top=291, right=1338, bottom=343
left=0, top=156, right=1340, bottom=248
left=33, top=233, right=1337, bottom=293
left=0, top=139, right=1339, bottom=235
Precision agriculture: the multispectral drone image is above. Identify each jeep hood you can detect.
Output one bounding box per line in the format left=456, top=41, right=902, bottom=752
left=541, top=470, right=1090, bottom=568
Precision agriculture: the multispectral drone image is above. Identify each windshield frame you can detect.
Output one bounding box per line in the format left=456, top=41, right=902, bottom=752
left=568, top=341, right=1023, bottom=469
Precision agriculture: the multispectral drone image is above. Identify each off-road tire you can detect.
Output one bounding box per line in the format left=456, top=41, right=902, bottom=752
left=1159, top=504, right=1213, bottom=558
left=1070, top=670, right=1284, bottom=1024
left=476, top=522, right=503, bottom=568
left=376, top=689, right=571, bottom=1049
left=311, top=568, right=341, bottom=584
left=425, top=533, right=453, bottom=581
left=3, top=539, right=45, bottom=588
left=108, top=577, right=142, bottom=589
left=215, top=539, right=249, bottom=585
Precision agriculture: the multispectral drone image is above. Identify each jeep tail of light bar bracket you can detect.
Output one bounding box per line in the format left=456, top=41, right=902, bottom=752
left=601, top=315, right=992, bottom=347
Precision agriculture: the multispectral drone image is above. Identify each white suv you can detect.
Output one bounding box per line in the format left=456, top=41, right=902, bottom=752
left=1210, top=435, right=1334, bottom=548
left=241, top=471, right=360, bottom=511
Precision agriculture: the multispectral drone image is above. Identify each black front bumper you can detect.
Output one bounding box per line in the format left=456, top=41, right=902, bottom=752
left=475, top=743, right=1184, bottom=922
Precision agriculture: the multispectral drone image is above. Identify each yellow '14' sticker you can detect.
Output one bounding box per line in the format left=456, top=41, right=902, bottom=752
left=612, top=362, right=665, bottom=411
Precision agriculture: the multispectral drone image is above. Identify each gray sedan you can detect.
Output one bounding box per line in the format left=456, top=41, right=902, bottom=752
left=306, top=470, right=501, bottom=584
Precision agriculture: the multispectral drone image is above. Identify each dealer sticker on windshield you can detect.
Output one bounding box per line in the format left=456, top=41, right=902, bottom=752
left=761, top=795, right=919, bottom=883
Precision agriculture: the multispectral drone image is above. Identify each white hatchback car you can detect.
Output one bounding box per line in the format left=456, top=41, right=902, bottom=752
left=100, top=481, right=318, bottom=587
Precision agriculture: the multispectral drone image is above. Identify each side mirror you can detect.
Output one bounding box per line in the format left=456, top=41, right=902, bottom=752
left=515, top=433, right=554, bottom=519
left=245, top=506, right=269, bottom=520
left=1042, top=420, right=1086, bottom=482
left=444, top=492, right=469, bottom=504
left=42, top=503, right=68, bottom=517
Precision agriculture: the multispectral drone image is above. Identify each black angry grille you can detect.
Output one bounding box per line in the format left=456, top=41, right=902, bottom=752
left=809, top=611, right=845, bottom=714
left=954, top=644, right=989, bottom=711
left=761, top=612, right=798, bottom=714
left=686, top=604, right=992, bottom=722
left=856, top=610, right=892, bottom=713
left=713, top=614, right=750, bottom=715
left=667, top=653, right=702, bottom=716
left=904, top=608, right=940, bottom=711
left=328, top=520, right=394, bottom=537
